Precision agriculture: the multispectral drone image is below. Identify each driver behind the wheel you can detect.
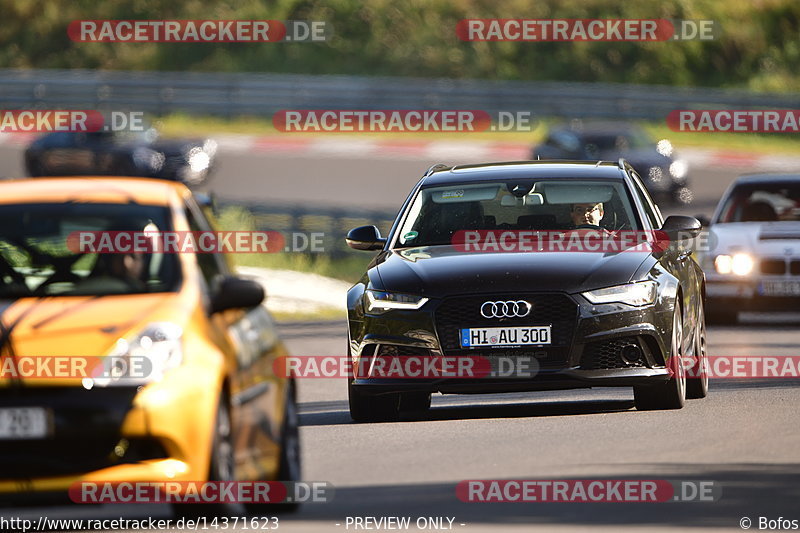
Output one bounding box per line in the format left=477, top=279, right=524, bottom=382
left=73, top=251, right=147, bottom=294
left=570, top=202, right=604, bottom=228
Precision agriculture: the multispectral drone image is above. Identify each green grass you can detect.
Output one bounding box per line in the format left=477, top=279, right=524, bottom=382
left=215, top=205, right=373, bottom=283
left=190, top=110, right=799, bottom=286
left=158, top=112, right=800, bottom=154
left=234, top=252, right=372, bottom=283
left=270, top=308, right=347, bottom=323
left=643, top=124, right=800, bottom=155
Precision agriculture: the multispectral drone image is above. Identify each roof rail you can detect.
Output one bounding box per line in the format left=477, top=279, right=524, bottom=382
left=423, top=163, right=449, bottom=177
left=617, top=158, right=627, bottom=170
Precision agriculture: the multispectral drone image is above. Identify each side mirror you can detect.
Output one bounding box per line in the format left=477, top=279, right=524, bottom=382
left=660, top=215, right=702, bottom=241
left=346, top=225, right=386, bottom=251
left=210, top=276, right=265, bottom=313
left=695, top=214, right=711, bottom=227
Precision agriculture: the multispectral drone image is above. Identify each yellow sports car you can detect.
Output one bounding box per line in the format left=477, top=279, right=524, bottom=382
left=0, top=177, right=298, bottom=514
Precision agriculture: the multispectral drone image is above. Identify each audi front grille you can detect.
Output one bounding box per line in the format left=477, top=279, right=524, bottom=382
left=433, top=293, right=578, bottom=366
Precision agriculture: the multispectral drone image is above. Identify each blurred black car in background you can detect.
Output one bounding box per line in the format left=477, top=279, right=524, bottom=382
left=532, top=122, right=692, bottom=205
left=24, top=127, right=217, bottom=186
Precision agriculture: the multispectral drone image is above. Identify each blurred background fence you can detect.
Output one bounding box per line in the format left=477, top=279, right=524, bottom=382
left=218, top=199, right=396, bottom=258
left=2, top=68, right=799, bottom=120
left=3, top=67, right=799, bottom=260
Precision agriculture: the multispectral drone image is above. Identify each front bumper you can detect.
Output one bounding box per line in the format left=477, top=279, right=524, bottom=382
left=706, top=276, right=800, bottom=311
left=350, top=292, right=673, bottom=396
left=0, top=365, right=219, bottom=497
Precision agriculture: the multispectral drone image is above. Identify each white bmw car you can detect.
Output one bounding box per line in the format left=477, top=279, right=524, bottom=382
left=700, top=174, right=800, bottom=323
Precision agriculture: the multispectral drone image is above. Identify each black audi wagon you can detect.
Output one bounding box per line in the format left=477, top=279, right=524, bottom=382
left=345, top=160, right=707, bottom=421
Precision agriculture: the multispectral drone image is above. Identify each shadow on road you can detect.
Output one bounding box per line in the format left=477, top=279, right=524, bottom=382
left=299, top=398, right=636, bottom=427
left=283, top=464, right=800, bottom=529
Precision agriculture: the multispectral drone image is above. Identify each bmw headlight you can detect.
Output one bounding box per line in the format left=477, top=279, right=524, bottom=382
left=84, top=322, right=183, bottom=389
left=582, top=281, right=657, bottom=306
left=714, top=253, right=754, bottom=276
left=365, top=290, right=428, bottom=312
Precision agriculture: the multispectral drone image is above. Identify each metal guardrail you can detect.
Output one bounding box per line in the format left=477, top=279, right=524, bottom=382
left=2, top=68, right=799, bottom=120
left=219, top=199, right=396, bottom=258
left=4, top=68, right=798, bottom=257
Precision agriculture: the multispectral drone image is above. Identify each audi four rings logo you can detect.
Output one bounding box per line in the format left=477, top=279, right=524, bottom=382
left=480, top=300, right=532, bottom=318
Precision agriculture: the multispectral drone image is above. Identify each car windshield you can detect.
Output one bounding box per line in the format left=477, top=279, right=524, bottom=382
left=394, top=179, right=640, bottom=248
left=0, top=203, right=180, bottom=298
left=581, top=130, right=652, bottom=152
left=715, top=182, right=800, bottom=223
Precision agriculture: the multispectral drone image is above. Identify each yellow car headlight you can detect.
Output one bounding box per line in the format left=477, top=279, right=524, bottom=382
left=84, top=322, right=183, bottom=389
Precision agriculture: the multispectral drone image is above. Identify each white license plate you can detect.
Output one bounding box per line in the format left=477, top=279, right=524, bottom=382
left=461, top=326, right=551, bottom=347
left=760, top=280, right=800, bottom=296
left=0, top=408, right=49, bottom=439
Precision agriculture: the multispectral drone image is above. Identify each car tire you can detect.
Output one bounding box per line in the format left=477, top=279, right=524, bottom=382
left=173, top=397, right=245, bottom=518
left=399, top=392, right=431, bottom=413
left=26, top=159, right=44, bottom=177
left=634, top=303, right=687, bottom=411
left=686, top=303, right=709, bottom=399
left=348, top=382, right=400, bottom=422
left=706, top=307, right=737, bottom=325
left=247, top=380, right=301, bottom=515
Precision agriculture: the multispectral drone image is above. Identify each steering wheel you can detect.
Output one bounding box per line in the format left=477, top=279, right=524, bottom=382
left=33, top=253, right=85, bottom=295
left=0, top=254, right=27, bottom=286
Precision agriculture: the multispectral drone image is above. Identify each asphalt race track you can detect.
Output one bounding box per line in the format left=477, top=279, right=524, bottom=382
left=1, top=144, right=799, bottom=532
left=0, top=143, right=742, bottom=213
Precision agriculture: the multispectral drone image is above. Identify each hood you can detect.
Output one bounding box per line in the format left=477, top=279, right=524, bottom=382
left=0, top=293, right=186, bottom=359
left=374, top=246, right=651, bottom=298
left=708, top=221, right=800, bottom=256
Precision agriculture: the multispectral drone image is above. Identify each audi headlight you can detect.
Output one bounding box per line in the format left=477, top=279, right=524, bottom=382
left=365, top=290, right=428, bottom=312
left=132, top=147, right=165, bottom=172
left=582, top=281, right=657, bottom=306
left=669, top=159, right=689, bottom=181
left=84, top=322, right=183, bottom=389
left=187, top=147, right=211, bottom=172
left=714, top=253, right=754, bottom=276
